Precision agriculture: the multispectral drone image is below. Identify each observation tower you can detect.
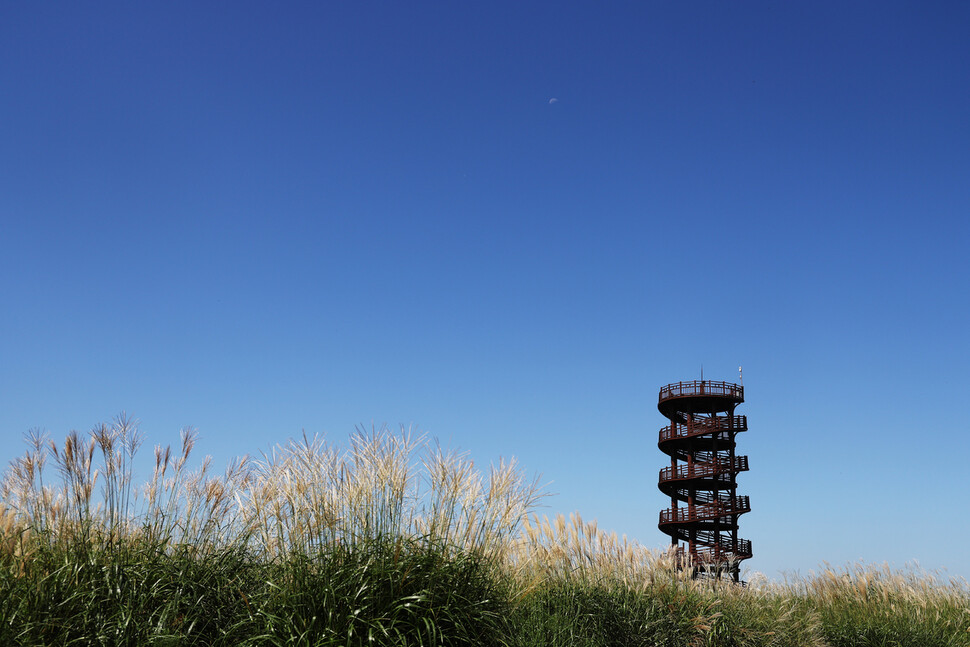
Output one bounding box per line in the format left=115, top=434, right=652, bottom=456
left=657, top=380, right=751, bottom=581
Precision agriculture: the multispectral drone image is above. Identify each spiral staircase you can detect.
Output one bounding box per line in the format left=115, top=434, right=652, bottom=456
left=657, top=380, right=752, bottom=581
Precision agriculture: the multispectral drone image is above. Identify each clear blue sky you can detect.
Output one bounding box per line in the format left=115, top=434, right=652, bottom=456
left=3, top=2, right=969, bottom=582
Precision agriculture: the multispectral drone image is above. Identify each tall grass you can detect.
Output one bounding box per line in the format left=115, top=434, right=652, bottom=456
left=789, top=562, right=970, bottom=647
left=0, top=418, right=541, bottom=645
left=1, top=416, right=968, bottom=646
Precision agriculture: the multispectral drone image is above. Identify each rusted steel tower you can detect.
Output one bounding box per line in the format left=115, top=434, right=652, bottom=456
left=657, top=380, right=752, bottom=581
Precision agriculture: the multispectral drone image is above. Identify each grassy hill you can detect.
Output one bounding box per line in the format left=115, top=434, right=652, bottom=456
left=2, top=419, right=967, bottom=646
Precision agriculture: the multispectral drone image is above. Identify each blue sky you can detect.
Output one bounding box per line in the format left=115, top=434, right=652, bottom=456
left=2, top=2, right=969, bottom=582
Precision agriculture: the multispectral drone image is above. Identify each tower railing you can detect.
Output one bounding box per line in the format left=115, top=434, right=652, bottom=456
left=658, top=456, right=748, bottom=483
left=659, top=496, right=750, bottom=524
left=659, top=380, right=743, bottom=402
left=659, top=415, right=748, bottom=442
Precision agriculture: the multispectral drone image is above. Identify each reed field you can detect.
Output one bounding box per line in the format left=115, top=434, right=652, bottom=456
left=1, top=416, right=968, bottom=646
